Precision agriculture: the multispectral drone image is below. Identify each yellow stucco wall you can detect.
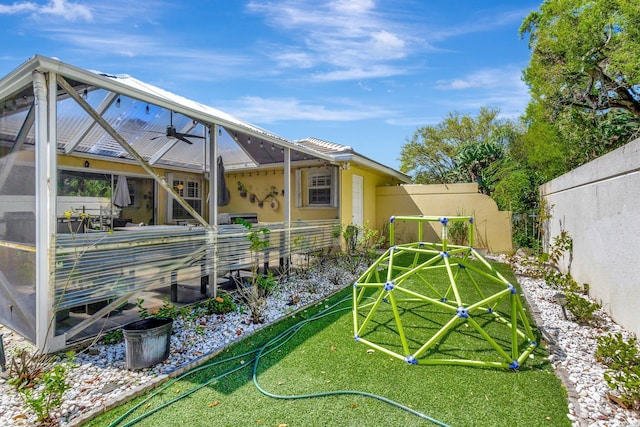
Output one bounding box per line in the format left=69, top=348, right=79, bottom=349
left=339, top=164, right=393, bottom=229
left=222, top=167, right=338, bottom=222
left=376, top=184, right=513, bottom=253
left=55, top=156, right=512, bottom=253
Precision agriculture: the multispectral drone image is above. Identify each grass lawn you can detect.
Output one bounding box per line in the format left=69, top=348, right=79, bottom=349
left=87, top=257, right=570, bottom=427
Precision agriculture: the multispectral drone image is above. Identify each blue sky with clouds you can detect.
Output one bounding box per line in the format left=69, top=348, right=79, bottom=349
left=0, top=0, right=539, bottom=169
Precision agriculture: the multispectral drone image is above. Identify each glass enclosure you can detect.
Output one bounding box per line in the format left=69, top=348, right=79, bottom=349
left=0, top=84, right=37, bottom=341
left=0, top=57, right=342, bottom=350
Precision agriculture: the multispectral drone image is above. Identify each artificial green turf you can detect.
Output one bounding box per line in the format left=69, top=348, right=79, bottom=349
left=86, top=259, right=570, bottom=427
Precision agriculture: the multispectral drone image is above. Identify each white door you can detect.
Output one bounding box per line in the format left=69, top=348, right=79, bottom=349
left=352, top=174, right=363, bottom=226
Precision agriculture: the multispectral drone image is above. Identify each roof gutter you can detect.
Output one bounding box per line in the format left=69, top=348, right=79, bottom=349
left=327, top=149, right=410, bottom=183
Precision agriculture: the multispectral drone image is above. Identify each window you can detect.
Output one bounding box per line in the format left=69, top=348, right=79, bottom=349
left=168, top=174, right=202, bottom=221
left=308, top=171, right=332, bottom=205
left=296, top=167, right=338, bottom=207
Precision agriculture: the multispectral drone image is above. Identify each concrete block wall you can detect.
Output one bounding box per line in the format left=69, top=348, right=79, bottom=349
left=540, top=137, right=640, bottom=336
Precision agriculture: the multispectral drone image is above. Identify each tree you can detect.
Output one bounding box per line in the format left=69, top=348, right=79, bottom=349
left=449, top=139, right=505, bottom=194
left=515, top=101, right=570, bottom=181
left=520, top=0, right=640, bottom=118
left=399, top=107, right=508, bottom=184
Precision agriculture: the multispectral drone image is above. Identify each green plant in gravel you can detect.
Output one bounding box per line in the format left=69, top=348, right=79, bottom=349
left=596, top=333, right=640, bottom=410
left=9, top=351, right=75, bottom=426
left=20, top=361, right=73, bottom=425
left=204, top=293, right=237, bottom=315
left=233, top=218, right=275, bottom=324
left=548, top=229, right=573, bottom=271
left=565, top=292, right=600, bottom=325
left=136, top=297, right=180, bottom=320
left=101, top=329, right=124, bottom=345
left=541, top=230, right=600, bottom=325
left=7, top=348, right=56, bottom=393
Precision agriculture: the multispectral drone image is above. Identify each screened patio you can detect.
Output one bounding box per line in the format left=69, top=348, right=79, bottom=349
left=0, top=55, right=341, bottom=352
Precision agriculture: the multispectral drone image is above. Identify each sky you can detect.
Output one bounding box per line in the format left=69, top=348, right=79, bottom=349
left=0, top=0, right=540, bottom=170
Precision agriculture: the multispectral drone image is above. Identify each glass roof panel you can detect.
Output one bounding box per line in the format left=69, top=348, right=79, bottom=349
left=1, top=59, right=336, bottom=174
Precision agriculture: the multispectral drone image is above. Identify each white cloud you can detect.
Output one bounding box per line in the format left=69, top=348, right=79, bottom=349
left=222, top=96, right=393, bottom=123
left=273, top=51, right=315, bottom=69
left=434, top=67, right=524, bottom=91
left=433, top=67, right=531, bottom=118
left=330, top=0, right=375, bottom=15
left=312, top=65, right=407, bottom=81
left=0, top=0, right=92, bottom=21
left=246, top=0, right=416, bottom=81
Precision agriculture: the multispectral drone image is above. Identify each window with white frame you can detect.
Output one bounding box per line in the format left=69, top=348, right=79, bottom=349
left=296, top=167, right=338, bottom=207
left=168, top=174, right=202, bottom=221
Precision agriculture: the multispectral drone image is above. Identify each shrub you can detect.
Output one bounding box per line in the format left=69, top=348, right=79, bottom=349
left=136, top=297, right=180, bottom=319
left=596, top=333, right=640, bottom=410
left=205, top=293, right=237, bottom=315
left=565, top=292, right=600, bottom=325
left=8, top=350, right=75, bottom=425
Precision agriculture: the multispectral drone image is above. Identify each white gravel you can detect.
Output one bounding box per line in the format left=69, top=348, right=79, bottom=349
left=1, top=255, right=639, bottom=426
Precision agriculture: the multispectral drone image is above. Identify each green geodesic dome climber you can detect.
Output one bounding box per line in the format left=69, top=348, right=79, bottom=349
left=352, top=215, right=537, bottom=370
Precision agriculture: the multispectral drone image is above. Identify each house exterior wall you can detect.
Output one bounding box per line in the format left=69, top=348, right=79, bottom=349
left=339, top=164, right=391, bottom=230
left=222, top=167, right=339, bottom=223
left=376, top=183, right=513, bottom=253
left=540, top=137, right=640, bottom=337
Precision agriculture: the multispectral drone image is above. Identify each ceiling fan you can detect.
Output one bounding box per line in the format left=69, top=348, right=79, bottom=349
left=151, top=111, right=204, bottom=145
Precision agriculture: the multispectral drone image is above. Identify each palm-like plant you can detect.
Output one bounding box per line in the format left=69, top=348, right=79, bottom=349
left=451, top=139, right=505, bottom=193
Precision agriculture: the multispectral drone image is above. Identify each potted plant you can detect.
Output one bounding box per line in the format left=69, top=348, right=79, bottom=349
left=237, top=181, right=247, bottom=198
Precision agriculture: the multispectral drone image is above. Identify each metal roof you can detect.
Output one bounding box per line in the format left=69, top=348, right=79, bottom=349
left=295, top=137, right=411, bottom=183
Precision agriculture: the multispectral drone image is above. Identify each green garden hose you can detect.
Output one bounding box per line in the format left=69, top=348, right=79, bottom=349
left=108, top=296, right=450, bottom=427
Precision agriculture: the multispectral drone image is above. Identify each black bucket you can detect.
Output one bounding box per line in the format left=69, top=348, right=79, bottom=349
left=123, top=317, right=173, bottom=370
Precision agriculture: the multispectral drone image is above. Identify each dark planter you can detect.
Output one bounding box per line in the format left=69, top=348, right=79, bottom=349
left=123, top=317, right=173, bottom=369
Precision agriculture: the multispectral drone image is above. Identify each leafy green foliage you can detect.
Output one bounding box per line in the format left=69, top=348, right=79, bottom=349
left=515, top=101, right=570, bottom=182
left=399, top=106, right=509, bottom=184
left=521, top=230, right=600, bottom=325
left=8, top=351, right=75, bottom=425
left=489, top=162, right=539, bottom=214
left=520, top=0, right=640, bottom=118
left=596, top=333, right=640, bottom=410
left=596, top=334, right=640, bottom=371
left=101, top=329, right=124, bottom=345
left=565, top=292, right=601, bottom=325
left=204, top=293, right=237, bottom=315
left=136, top=297, right=180, bottom=320
left=548, top=230, right=573, bottom=269
left=449, top=139, right=505, bottom=194
left=21, top=363, right=72, bottom=425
